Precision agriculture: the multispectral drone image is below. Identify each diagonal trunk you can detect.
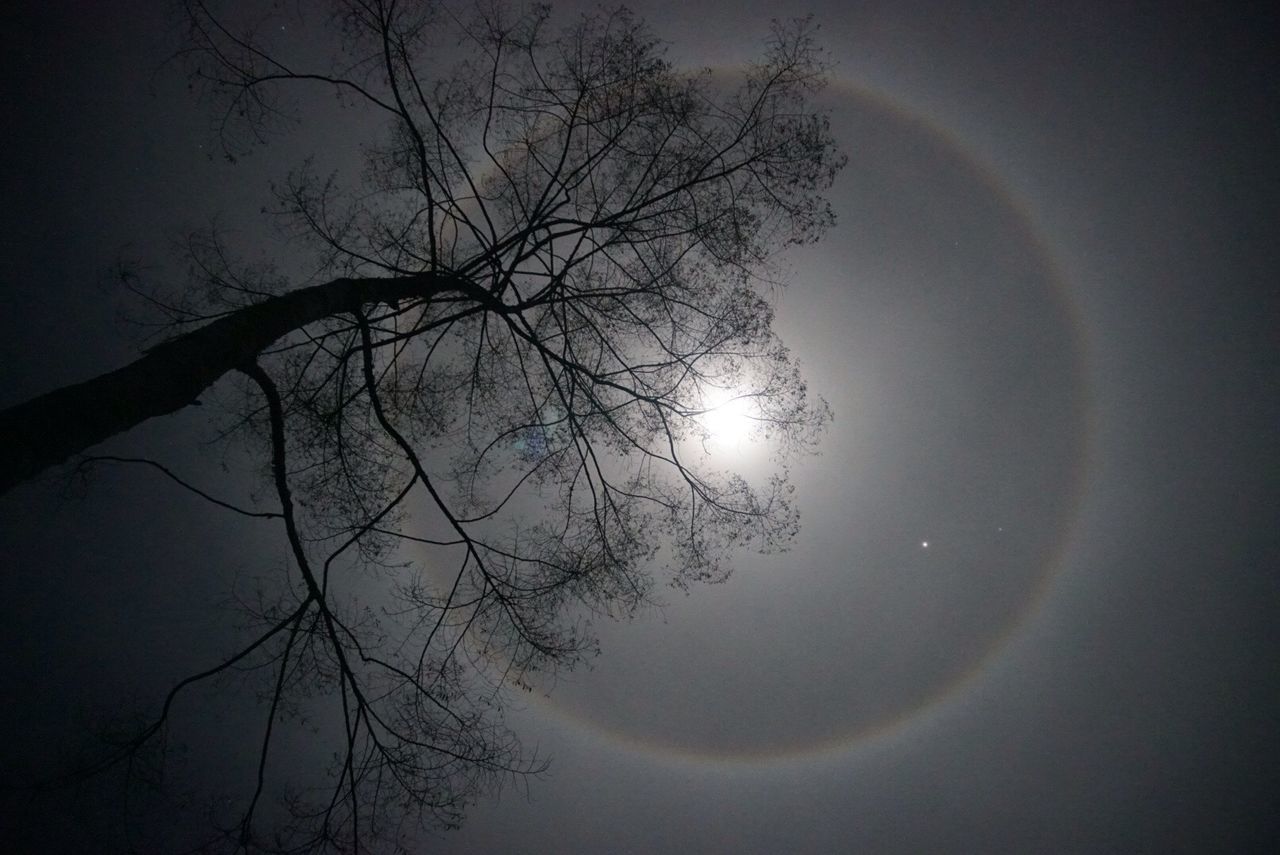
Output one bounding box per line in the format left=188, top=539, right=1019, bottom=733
left=0, top=272, right=468, bottom=495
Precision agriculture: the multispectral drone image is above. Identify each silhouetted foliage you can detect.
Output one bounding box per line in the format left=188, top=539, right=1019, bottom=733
left=2, top=1, right=843, bottom=850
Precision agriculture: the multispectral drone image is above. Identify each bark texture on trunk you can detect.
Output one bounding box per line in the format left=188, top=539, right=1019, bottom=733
left=0, top=272, right=466, bottom=495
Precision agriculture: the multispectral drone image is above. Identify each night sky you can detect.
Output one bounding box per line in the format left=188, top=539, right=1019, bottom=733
left=2, top=1, right=1277, bottom=852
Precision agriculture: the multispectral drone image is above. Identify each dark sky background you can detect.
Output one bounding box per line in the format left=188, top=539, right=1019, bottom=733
left=1, top=1, right=1277, bottom=852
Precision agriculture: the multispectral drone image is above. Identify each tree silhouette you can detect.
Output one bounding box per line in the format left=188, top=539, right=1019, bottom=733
left=2, top=2, right=843, bottom=851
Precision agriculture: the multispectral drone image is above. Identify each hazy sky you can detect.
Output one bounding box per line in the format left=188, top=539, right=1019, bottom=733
left=1, top=1, right=1276, bottom=852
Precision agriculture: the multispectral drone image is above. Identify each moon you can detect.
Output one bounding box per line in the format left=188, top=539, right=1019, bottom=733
left=699, top=388, right=756, bottom=449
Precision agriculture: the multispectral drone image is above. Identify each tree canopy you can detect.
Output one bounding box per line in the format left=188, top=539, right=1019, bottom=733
left=3, top=1, right=844, bottom=850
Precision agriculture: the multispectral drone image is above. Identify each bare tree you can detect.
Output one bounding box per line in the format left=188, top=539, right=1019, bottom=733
left=4, top=1, right=843, bottom=851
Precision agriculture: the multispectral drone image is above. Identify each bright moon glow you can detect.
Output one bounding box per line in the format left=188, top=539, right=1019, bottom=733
left=700, top=389, right=756, bottom=449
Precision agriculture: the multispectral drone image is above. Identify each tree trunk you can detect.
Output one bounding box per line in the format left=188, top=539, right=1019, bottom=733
left=0, top=272, right=467, bottom=495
